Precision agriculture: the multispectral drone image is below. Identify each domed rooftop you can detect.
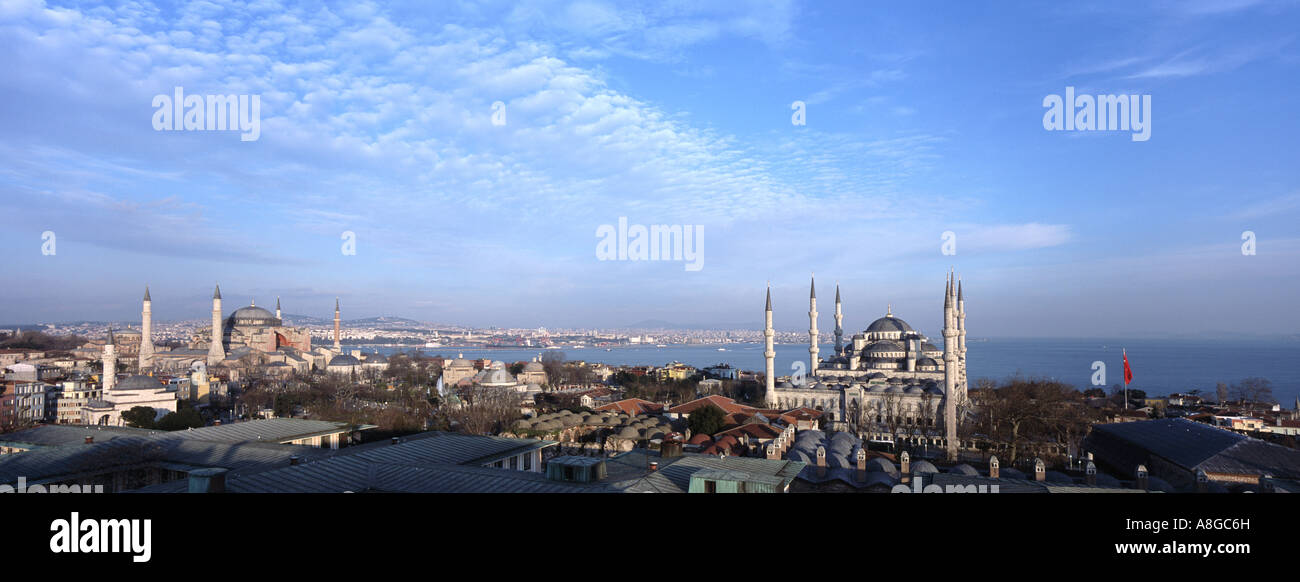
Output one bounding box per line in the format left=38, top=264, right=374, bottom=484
left=480, top=367, right=518, bottom=387
left=229, top=304, right=279, bottom=326
left=523, top=361, right=544, bottom=372
left=949, top=463, right=979, bottom=476
left=328, top=355, right=361, bottom=367
left=113, top=374, right=162, bottom=391
left=866, top=316, right=913, bottom=333
left=910, top=460, right=940, bottom=474
left=866, top=340, right=905, bottom=354
left=917, top=357, right=939, bottom=367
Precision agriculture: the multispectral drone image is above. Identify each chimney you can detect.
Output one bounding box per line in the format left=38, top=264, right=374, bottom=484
left=856, top=449, right=867, bottom=483
left=766, top=443, right=780, bottom=460
left=289, top=455, right=301, bottom=466
left=1033, top=458, right=1046, bottom=482
left=989, top=455, right=999, bottom=479
left=187, top=468, right=228, bottom=493
left=1085, top=461, right=1097, bottom=486
left=648, top=461, right=658, bottom=472
left=214, top=419, right=222, bottom=426
left=1259, top=473, right=1274, bottom=493
left=900, top=451, right=910, bottom=475
left=391, top=437, right=400, bottom=445
left=1136, top=465, right=1148, bottom=491
left=1196, top=469, right=1209, bottom=493
left=815, top=446, right=827, bottom=478
left=84, top=435, right=93, bottom=444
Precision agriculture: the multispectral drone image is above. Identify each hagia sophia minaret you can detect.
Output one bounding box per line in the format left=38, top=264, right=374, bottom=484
left=275, top=296, right=281, bottom=320
left=208, top=284, right=225, bottom=366
left=102, top=327, right=117, bottom=391
left=333, top=297, right=341, bottom=351
left=763, top=285, right=776, bottom=408
left=808, top=276, right=819, bottom=377
left=943, top=270, right=959, bottom=461
left=833, top=283, right=843, bottom=356
left=138, top=285, right=154, bottom=370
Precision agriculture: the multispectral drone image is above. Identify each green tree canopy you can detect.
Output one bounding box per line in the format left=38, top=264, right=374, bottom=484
left=120, top=406, right=157, bottom=429
left=687, top=404, right=727, bottom=437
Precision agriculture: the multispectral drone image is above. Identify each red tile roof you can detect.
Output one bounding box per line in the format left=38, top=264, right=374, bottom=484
left=716, top=423, right=783, bottom=441
left=596, top=398, right=664, bottom=416
left=668, top=395, right=757, bottom=416
left=686, top=433, right=714, bottom=445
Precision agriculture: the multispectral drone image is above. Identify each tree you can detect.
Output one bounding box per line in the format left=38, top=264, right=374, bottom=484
left=687, top=404, right=726, bottom=437
left=541, top=351, right=566, bottom=386
left=120, top=406, right=157, bottom=429
left=156, top=406, right=204, bottom=431
left=1230, top=377, right=1275, bottom=405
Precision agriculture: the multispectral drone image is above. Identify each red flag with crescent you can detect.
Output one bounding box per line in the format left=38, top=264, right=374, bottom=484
left=1123, top=349, right=1133, bottom=386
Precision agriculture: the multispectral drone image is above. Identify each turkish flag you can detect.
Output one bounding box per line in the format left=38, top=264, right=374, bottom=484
left=1122, top=349, right=1133, bottom=386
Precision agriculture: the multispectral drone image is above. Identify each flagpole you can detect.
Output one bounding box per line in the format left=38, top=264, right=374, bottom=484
left=1123, top=348, right=1128, bottom=410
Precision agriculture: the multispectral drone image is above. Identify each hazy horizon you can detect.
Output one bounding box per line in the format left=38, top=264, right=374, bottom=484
left=2, top=1, right=1298, bottom=337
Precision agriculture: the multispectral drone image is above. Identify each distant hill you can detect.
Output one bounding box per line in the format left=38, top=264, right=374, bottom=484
left=621, top=319, right=759, bottom=331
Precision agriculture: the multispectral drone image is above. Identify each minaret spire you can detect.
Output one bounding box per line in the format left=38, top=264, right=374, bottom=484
left=208, top=283, right=225, bottom=365
left=333, top=297, right=342, bottom=351
left=764, top=284, right=776, bottom=408
left=102, top=326, right=117, bottom=391
left=275, top=296, right=282, bottom=320
left=139, top=285, right=154, bottom=371
left=942, top=271, right=958, bottom=461
left=808, top=274, right=819, bottom=377
left=833, top=282, right=844, bottom=356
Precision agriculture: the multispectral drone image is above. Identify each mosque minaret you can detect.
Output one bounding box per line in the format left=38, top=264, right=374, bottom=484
left=763, top=285, right=776, bottom=408
left=207, top=284, right=225, bottom=366
left=763, top=271, right=969, bottom=456
left=807, top=276, right=819, bottom=378
left=333, top=297, right=342, bottom=351
left=138, top=285, right=154, bottom=370
left=101, top=327, right=116, bottom=391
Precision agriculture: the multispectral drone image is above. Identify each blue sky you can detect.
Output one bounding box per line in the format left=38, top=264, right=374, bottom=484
left=0, top=0, right=1297, bottom=336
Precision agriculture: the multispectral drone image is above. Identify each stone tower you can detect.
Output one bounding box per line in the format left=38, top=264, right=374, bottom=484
left=764, top=285, right=776, bottom=408
left=957, top=277, right=967, bottom=402
left=808, top=275, right=819, bottom=377
left=943, top=271, right=959, bottom=461
left=333, top=297, right=341, bottom=351
left=102, top=327, right=117, bottom=391
left=138, top=285, right=154, bottom=370
left=207, top=284, right=225, bottom=366
left=833, top=283, right=843, bottom=356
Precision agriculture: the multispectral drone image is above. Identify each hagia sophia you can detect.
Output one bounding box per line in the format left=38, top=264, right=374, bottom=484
left=80, top=285, right=381, bottom=426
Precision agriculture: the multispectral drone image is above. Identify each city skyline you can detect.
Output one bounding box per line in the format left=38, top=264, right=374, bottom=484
left=2, top=1, right=1298, bottom=336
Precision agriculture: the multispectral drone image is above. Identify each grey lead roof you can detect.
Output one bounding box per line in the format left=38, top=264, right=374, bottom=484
left=1086, top=418, right=1300, bottom=479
